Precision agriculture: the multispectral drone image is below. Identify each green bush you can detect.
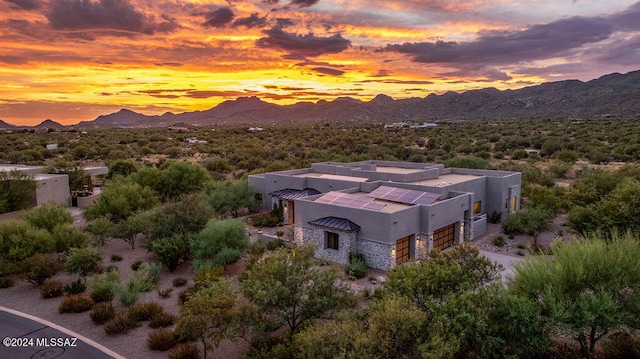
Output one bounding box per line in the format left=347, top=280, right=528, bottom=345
left=190, top=219, right=249, bottom=266
left=58, top=294, right=95, bottom=313
left=150, top=236, right=187, bottom=272
left=127, top=302, right=164, bottom=322
left=90, top=303, right=115, bottom=325
left=118, top=288, right=139, bottom=308
left=193, top=263, right=224, bottom=286
left=213, top=247, right=242, bottom=267
left=149, top=312, right=176, bottom=328
left=21, top=253, right=62, bottom=286
left=253, top=213, right=281, bottom=227
left=104, top=312, right=140, bottom=335
left=172, top=277, right=188, bottom=287
left=51, top=224, right=88, bottom=253
left=66, top=247, right=102, bottom=280
left=492, top=236, right=506, bottom=247
left=40, top=280, right=64, bottom=298
left=127, top=268, right=158, bottom=293
left=345, top=254, right=367, bottom=279
left=266, top=238, right=284, bottom=250
left=110, top=254, right=122, bottom=262
left=167, top=343, right=200, bottom=359
left=20, top=202, right=73, bottom=232
left=0, top=220, right=55, bottom=261
left=91, top=272, right=119, bottom=303
left=64, top=279, right=87, bottom=294
left=147, top=328, right=177, bottom=351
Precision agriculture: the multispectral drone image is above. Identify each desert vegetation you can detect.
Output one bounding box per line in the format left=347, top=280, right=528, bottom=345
left=3, top=117, right=640, bottom=358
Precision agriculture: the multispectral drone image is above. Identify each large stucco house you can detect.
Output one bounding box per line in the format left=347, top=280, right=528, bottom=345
left=249, top=160, right=521, bottom=271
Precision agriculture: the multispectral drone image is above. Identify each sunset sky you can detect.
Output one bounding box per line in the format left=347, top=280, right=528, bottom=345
left=1, top=0, right=639, bottom=125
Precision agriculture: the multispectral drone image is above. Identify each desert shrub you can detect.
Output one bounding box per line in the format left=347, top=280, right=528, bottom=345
left=118, top=288, right=140, bottom=308
left=492, top=235, right=506, bottom=247
left=193, top=263, right=224, bottom=286
left=168, top=343, right=201, bottom=359
left=66, top=247, right=102, bottom=280
left=345, top=253, right=367, bottom=279
left=178, top=285, right=198, bottom=306
left=488, top=210, right=502, bottom=224
left=0, top=220, right=54, bottom=261
left=64, top=279, right=87, bottom=294
left=253, top=213, right=281, bottom=227
left=40, top=280, right=64, bottom=298
left=131, top=260, right=143, bottom=271
left=58, top=294, right=95, bottom=313
left=139, top=262, right=160, bottom=283
left=85, top=217, right=115, bottom=246
left=105, top=264, right=118, bottom=273
left=150, top=236, right=188, bottom=272
left=150, top=312, right=176, bottom=328
left=148, top=328, right=178, bottom=351
left=90, top=303, right=115, bottom=325
left=213, top=247, right=242, bottom=267
left=51, top=224, right=89, bottom=253
left=173, top=277, right=188, bottom=287
left=266, top=238, right=284, bottom=250
left=248, top=239, right=266, bottom=255
left=602, top=331, right=640, bottom=359
left=157, top=288, right=173, bottom=298
left=21, top=253, right=63, bottom=286
left=104, top=312, right=140, bottom=335
left=127, top=270, right=157, bottom=293
left=91, top=271, right=119, bottom=303
left=127, top=302, right=164, bottom=322
left=190, top=219, right=249, bottom=268
left=110, top=254, right=122, bottom=262
left=0, top=277, right=14, bottom=288
left=20, top=202, right=73, bottom=232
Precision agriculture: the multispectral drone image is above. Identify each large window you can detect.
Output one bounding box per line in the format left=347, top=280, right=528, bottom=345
left=326, top=232, right=339, bottom=250
left=396, top=236, right=410, bottom=265
left=473, top=201, right=482, bottom=215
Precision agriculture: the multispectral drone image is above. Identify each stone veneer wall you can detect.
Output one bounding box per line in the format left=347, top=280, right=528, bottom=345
left=416, top=233, right=429, bottom=260
left=357, top=239, right=392, bottom=271
left=301, top=227, right=354, bottom=266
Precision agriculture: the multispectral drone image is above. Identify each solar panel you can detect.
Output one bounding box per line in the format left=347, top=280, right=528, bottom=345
left=367, top=186, right=440, bottom=205
left=314, top=191, right=385, bottom=210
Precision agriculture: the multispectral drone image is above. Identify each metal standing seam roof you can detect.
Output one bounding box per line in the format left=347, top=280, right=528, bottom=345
left=308, top=216, right=361, bottom=232
left=268, top=188, right=321, bottom=200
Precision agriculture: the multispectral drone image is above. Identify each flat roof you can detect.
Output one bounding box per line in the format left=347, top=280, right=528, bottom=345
left=375, top=166, right=424, bottom=174
left=0, top=165, right=45, bottom=172
left=294, top=172, right=369, bottom=182
left=410, top=173, right=482, bottom=187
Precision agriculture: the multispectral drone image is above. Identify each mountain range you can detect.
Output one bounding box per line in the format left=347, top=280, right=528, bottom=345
left=2, top=69, right=639, bottom=129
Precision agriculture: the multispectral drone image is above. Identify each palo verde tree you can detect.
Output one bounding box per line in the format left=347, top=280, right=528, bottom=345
left=174, top=278, right=238, bottom=359
left=241, top=244, right=353, bottom=341
left=509, top=233, right=640, bottom=359
left=0, top=170, right=36, bottom=213
left=83, top=177, right=158, bottom=223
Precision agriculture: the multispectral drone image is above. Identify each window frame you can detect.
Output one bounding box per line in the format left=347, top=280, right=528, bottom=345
left=326, top=231, right=339, bottom=250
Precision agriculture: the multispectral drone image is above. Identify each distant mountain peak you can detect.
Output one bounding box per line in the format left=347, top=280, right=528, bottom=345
left=35, top=119, right=64, bottom=129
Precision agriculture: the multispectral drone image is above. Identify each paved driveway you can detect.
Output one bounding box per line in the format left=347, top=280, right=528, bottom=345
left=0, top=306, right=123, bottom=359
left=479, top=250, right=524, bottom=280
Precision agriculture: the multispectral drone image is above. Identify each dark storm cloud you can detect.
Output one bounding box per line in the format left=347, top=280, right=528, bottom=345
left=257, top=27, right=350, bottom=57
left=289, top=0, right=320, bottom=8
left=4, top=0, right=41, bottom=10
left=275, top=18, right=295, bottom=28
left=232, top=13, right=267, bottom=29
left=592, top=35, right=640, bottom=66
left=385, top=16, right=614, bottom=69
left=312, top=67, right=344, bottom=76
left=203, top=7, right=234, bottom=27
left=609, top=1, right=640, bottom=31
left=47, top=0, right=178, bottom=35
